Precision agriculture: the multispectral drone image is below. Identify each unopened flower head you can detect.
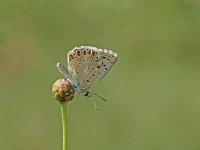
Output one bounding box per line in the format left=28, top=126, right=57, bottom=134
left=52, top=78, right=75, bottom=102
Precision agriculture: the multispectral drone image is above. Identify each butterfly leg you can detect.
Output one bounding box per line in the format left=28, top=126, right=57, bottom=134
left=83, top=91, right=100, bottom=112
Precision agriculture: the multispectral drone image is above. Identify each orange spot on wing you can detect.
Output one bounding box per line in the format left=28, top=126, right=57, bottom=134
left=76, top=50, right=81, bottom=56
left=92, top=51, right=95, bottom=56
left=69, top=54, right=75, bottom=60
left=88, top=50, right=91, bottom=54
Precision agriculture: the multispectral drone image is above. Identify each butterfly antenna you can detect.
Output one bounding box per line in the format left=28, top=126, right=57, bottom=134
left=90, top=92, right=107, bottom=102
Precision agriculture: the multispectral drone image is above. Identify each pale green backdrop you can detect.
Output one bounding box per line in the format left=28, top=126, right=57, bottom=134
left=0, top=0, right=200, bottom=150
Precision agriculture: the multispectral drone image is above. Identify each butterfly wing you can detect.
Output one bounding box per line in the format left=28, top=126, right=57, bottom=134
left=79, top=47, right=118, bottom=91
left=67, top=47, right=86, bottom=82
left=67, top=46, right=118, bottom=93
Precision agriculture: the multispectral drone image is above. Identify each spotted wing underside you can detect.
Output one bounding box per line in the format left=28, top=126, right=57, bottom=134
left=67, top=46, right=117, bottom=93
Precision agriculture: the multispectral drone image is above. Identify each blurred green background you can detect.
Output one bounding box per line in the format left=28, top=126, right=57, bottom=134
left=1, top=0, right=200, bottom=150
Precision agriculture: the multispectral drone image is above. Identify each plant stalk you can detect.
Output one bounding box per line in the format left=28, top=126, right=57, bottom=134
left=61, top=102, right=68, bottom=150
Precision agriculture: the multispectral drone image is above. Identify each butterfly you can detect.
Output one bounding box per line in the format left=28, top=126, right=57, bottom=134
left=57, top=46, right=118, bottom=99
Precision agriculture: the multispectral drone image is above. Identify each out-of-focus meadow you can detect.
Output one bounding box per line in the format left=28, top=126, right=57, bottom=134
left=1, top=0, right=200, bottom=150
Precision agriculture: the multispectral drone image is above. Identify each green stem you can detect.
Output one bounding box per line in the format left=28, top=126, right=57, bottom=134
left=61, top=102, right=68, bottom=150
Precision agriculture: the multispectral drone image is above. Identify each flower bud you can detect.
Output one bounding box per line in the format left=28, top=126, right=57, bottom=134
left=52, top=78, right=74, bottom=102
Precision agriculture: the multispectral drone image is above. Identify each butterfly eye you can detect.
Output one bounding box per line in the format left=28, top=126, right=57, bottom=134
left=84, top=91, right=89, bottom=96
